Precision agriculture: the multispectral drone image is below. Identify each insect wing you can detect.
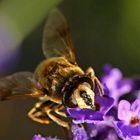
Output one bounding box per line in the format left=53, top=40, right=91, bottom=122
left=42, top=9, right=76, bottom=65
left=0, top=72, right=43, bottom=101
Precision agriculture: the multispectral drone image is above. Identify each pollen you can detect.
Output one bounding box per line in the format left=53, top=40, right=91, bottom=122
left=130, top=116, right=140, bottom=125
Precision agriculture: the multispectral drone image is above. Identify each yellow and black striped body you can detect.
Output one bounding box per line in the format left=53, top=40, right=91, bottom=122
left=35, top=57, right=84, bottom=103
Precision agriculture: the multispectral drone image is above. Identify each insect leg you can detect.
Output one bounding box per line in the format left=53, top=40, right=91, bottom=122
left=86, top=67, right=104, bottom=96
left=86, top=67, right=95, bottom=77
left=28, top=101, right=52, bottom=124
left=46, top=106, right=69, bottom=129
left=52, top=104, right=72, bottom=139
left=53, top=104, right=67, bottom=117
left=93, top=76, right=104, bottom=96
left=28, top=100, right=69, bottom=128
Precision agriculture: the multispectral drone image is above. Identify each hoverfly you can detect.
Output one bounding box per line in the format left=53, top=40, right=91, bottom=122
left=0, top=9, right=103, bottom=129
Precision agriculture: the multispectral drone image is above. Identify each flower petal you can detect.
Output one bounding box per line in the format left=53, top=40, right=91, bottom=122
left=101, top=65, right=135, bottom=106
left=87, top=122, right=119, bottom=140
left=118, top=100, right=131, bottom=122
left=95, top=95, right=114, bottom=115
left=32, top=135, right=59, bottom=140
left=85, top=123, right=97, bottom=138
left=131, top=99, right=140, bottom=116
left=67, top=108, right=103, bottom=124
left=71, top=123, right=88, bottom=140
left=33, top=135, right=46, bottom=140
left=131, top=77, right=140, bottom=91
left=101, top=67, right=122, bottom=91
left=114, top=121, right=140, bottom=139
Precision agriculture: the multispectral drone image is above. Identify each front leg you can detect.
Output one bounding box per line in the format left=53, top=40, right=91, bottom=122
left=86, top=67, right=104, bottom=96
left=86, top=67, right=95, bottom=77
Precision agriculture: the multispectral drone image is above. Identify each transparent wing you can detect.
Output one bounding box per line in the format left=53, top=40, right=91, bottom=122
left=0, top=72, right=43, bottom=101
left=42, top=8, right=77, bottom=65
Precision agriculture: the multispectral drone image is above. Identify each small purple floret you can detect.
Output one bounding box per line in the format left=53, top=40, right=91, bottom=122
left=101, top=64, right=133, bottom=106
left=33, top=135, right=59, bottom=140
left=71, top=123, right=88, bottom=140
left=33, top=135, right=46, bottom=140
left=95, top=93, right=114, bottom=115
left=114, top=99, right=140, bottom=139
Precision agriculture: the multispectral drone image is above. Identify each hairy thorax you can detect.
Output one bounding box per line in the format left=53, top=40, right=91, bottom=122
left=35, top=57, right=84, bottom=102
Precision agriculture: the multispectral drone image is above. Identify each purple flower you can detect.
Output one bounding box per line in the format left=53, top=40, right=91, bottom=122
left=33, top=135, right=60, bottom=140
left=33, top=124, right=88, bottom=140
left=67, top=107, right=103, bottom=124
left=85, top=110, right=119, bottom=139
left=114, top=99, right=140, bottom=139
left=95, top=91, right=114, bottom=115
left=85, top=120, right=121, bottom=140
left=0, top=18, right=20, bottom=75
left=71, top=123, right=88, bottom=140
left=67, top=86, right=114, bottom=124
left=94, top=125, right=120, bottom=140
left=32, top=64, right=140, bottom=140
left=104, top=129, right=120, bottom=140
left=0, top=48, right=20, bottom=75
left=101, top=64, right=133, bottom=106
left=33, top=135, right=46, bottom=140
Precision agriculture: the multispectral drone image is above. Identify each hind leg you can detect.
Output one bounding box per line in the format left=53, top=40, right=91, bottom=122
left=28, top=101, right=69, bottom=129
left=53, top=104, right=67, bottom=117
left=28, top=101, right=52, bottom=124
left=46, top=104, right=69, bottom=129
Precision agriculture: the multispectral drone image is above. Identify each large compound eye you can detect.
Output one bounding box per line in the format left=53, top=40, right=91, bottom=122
left=80, top=91, right=93, bottom=107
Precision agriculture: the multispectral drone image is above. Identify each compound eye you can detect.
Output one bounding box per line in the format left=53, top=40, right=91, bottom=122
left=80, top=91, right=87, bottom=99
left=80, top=91, right=93, bottom=106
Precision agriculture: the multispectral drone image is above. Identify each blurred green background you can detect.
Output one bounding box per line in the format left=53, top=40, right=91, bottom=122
left=0, top=0, right=140, bottom=140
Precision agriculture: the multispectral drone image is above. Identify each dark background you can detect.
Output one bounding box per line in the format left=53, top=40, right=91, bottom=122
left=0, top=0, right=140, bottom=140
